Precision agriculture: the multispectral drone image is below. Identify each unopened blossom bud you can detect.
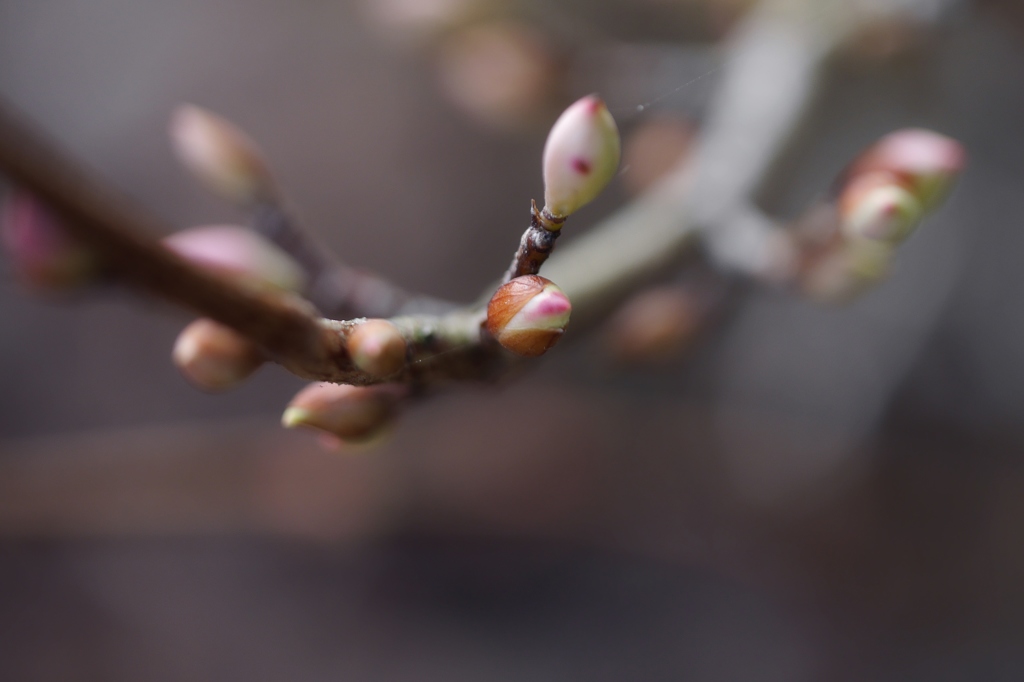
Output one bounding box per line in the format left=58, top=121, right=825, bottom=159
left=173, top=318, right=264, bottom=391
left=486, top=275, right=571, bottom=357
left=847, top=129, right=966, bottom=212
left=839, top=172, right=924, bottom=244
left=347, top=319, right=407, bottom=378
left=163, top=225, right=306, bottom=293
left=282, top=383, right=403, bottom=444
left=541, top=95, right=620, bottom=222
left=170, top=105, right=276, bottom=206
left=1, top=190, right=96, bottom=290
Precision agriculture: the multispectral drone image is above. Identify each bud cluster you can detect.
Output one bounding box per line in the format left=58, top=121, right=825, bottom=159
left=800, top=129, right=965, bottom=302
left=837, top=129, right=965, bottom=246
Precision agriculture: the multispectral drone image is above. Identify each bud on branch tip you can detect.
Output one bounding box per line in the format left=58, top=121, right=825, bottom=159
left=170, top=105, right=276, bottom=206
left=847, top=128, right=966, bottom=213
left=486, top=275, right=571, bottom=357
left=839, top=129, right=965, bottom=245
left=542, top=95, right=620, bottom=222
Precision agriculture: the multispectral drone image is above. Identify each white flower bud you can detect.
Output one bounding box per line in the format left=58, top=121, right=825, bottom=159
left=541, top=95, right=620, bottom=222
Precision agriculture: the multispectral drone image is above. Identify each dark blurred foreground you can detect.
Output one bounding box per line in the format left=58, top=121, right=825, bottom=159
left=3, top=1, right=1024, bottom=680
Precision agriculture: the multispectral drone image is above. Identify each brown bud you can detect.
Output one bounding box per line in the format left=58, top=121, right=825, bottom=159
left=485, top=275, right=571, bottom=357
left=282, top=383, right=404, bottom=444
left=172, top=318, right=264, bottom=391
left=346, top=319, right=407, bottom=378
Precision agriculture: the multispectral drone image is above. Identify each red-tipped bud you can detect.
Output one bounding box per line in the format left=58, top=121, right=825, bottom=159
left=1, top=191, right=96, bottom=290
left=847, top=129, right=966, bottom=212
left=172, top=318, right=264, bottom=391
left=170, top=105, right=276, bottom=205
left=486, top=275, right=571, bottom=357
left=346, top=319, right=407, bottom=378
left=282, top=383, right=404, bottom=444
left=163, top=225, right=306, bottom=292
left=839, top=172, right=924, bottom=244
left=542, top=95, right=621, bottom=222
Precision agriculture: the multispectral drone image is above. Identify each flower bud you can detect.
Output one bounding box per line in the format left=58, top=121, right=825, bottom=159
left=542, top=95, right=620, bottom=222
left=282, top=383, right=403, bottom=444
left=163, top=225, right=307, bottom=293
left=838, top=172, right=924, bottom=244
left=847, top=129, right=966, bottom=212
left=1, top=190, right=96, bottom=290
left=347, top=319, right=407, bottom=378
left=170, top=105, right=276, bottom=205
left=173, top=318, right=264, bottom=391
left=486, top=275, right=571, bottom=357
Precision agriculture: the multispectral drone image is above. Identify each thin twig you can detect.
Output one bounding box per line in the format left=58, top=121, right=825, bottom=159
left=252, top=201, right=456, bottom=319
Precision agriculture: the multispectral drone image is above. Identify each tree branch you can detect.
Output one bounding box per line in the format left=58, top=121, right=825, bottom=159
left=0, top=0, right=949, bottom=391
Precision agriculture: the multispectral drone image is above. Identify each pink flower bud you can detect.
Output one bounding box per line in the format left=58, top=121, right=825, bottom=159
left=486, top=275, right=571, bottom=357
left=172, top=318, right=264, bottom=391
left=346, top=319, right=407, bottom=378
left=1, top=190, right=96, bottom=290
left=847, top=129, right=966, bottom=212
left=838, top=172, right=924, bottom=244
left=163, top=225, right=307, bottom=292
left=170, top=105, right=276, bottom=205
left=282, top=383, right=404, bottom=444
left=542, top=95, right=621, bottom=222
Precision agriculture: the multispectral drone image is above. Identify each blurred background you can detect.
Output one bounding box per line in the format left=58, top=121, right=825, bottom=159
left=2, top=0, right=1024, bottom=679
